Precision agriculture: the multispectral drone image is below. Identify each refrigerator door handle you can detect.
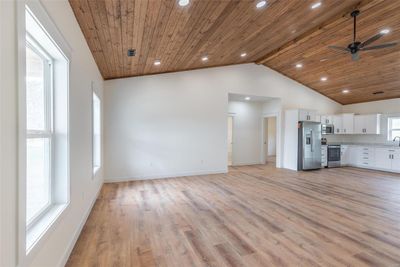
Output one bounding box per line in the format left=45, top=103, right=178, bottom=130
left=310, top=130, right=313, bottom=152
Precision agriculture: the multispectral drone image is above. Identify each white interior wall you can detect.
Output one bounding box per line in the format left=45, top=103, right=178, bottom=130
left=1, top=1, right=18, bottom=266
left=104, top=64, right=342, bottom=181
left=228, top=101, right=263, bottom=165
left=1, top=1, right=104, bottom=266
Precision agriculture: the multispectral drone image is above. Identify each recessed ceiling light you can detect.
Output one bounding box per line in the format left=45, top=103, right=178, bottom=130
left=256, top=0, right=267, bottom=9
left=320, top=76, right=328, bottom=82
left=296, top=63, right=303, bottom=68
left=154, top=60, right=161, bottom=66
left=241, top=52, right=247, bottom=57
left=178, top=0, right=189, bottom=7
left=380, top=29, right=390, bottom=34
left=342, top=89, right=350, bottom=94
left=311, top=2, right=321, bottom=9
left=201, top=56, right=208, bottom=62
left=245, top=96, right=251, bottom=101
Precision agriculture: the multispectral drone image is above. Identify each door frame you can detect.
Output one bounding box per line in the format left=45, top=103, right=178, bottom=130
left=227, top=114, right=235, bottom=166
left=261, top=112, right=281, bottom=168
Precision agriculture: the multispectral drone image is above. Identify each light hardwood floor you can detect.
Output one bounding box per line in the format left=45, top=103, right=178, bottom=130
left=66, top=165, right=400, bottom=267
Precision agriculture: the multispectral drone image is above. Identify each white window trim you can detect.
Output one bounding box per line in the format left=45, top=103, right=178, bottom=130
left=17, top=1, right=71, bottom=265
left=388, top=117, right=400, bottom=141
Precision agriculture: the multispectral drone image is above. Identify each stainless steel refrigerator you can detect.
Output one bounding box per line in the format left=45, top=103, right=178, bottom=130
left=298, top=121, right=322, bottom=170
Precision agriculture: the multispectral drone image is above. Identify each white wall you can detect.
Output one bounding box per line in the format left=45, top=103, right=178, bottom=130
left=228, top=101, right=263, bottom=165
left=1, top=1, right=104, bottom=266
left=104, top=64, right=341, bottom=181
left=1, top=1, right=18, bottom=266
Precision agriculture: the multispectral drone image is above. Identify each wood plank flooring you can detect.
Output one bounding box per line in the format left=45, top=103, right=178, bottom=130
left=66, top=165, right=400, bottom=267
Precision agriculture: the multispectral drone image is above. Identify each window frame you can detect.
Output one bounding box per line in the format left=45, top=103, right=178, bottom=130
left=92, top=91, right=101, bottom=175
left=25, top=34, right=55, bottom=230
left=388, top=117, right=400, bottom=141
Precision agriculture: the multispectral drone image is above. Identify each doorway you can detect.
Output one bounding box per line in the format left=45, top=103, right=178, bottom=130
left=263, top=116, right=277, bottom=164
left=227, top=116, right=233, bottom=166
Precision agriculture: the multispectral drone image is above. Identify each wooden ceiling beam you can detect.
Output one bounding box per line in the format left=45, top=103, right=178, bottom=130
left=255, top=0, right=380, bottom=65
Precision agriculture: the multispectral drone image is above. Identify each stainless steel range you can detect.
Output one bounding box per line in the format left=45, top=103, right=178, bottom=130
left=327, top=145, right=341, bottom=167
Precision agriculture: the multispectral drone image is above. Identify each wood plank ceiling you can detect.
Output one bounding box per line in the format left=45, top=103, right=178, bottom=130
left=259, top=0, right=400, bottom=104
left=69, top=0, right=400, bottom=104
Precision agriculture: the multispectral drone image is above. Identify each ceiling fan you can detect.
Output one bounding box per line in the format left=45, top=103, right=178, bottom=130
left=328, top=10, right=398, bottom=61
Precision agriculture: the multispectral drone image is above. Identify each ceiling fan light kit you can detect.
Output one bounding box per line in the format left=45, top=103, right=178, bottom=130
left=328, top=10, right=398, bottom=61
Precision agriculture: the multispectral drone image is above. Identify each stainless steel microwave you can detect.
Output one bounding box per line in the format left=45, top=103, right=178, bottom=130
left=322, top=124, right=334, bottom=135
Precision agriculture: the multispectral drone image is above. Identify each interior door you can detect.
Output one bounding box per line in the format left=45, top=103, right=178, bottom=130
left=227, top=116, right=233, bottom=166
left=263, top=118, right=268, bottom=163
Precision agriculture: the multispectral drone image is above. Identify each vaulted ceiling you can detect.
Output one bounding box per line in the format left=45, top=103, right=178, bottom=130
left=69, top=0, right=400, bottom=104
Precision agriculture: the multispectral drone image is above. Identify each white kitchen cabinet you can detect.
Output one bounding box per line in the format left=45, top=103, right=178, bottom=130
left=321, top=115, right=333, bottom=124
left=340, top=145, right=349, bottom=166
left=347, top=146, right=358, bottom=166
left=373, top=147, right=400, bottom=172
left=321, top=145, right=327, bottom=167
left=332, top=115, right=343, bottom=134
left=340, top=145, right=399, bottom=173
left=341, top=113, right=354, bottom=134
left=299, top=109, right=317, bottom=122
left=374, top=148, right=392, bottom=170
left=355, top=146, right=375, bottom=169
left=354, top=114, right=381, bottom=134
left=392, top=150, right=400, bottom=172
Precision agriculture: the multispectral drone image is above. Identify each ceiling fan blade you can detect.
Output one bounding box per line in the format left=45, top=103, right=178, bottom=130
left=352, top=52, right=360, bottom=61
left=328, top=46, right=349, bottom=52
left=359, top=33, right=383, bottom=48
left=360, top=42, right=398, bottom=51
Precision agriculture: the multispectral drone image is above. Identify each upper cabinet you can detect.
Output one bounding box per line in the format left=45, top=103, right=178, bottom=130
left=342, top=113, right=354, bottom=134
left=299, top=109, right=317, bottom=122
left=354, top=114, right=381, bottom=134
left=320, top=113, right=380, bottom=135
left=321, top=115, right=333, bottom=125
left=332, top=115, right=342, bottom=134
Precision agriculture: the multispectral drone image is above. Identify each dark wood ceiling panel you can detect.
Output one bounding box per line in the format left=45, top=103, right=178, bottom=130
left=260, top=0, right=400, bottom=104
left=69, top=0, right=360, bottom=79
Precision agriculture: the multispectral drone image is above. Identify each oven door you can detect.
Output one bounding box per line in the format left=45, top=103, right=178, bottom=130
left=328, top=146, right=341, bottom=167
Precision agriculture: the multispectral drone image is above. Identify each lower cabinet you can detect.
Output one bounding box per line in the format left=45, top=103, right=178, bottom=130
left=374, top=148, right=392, bottom=170
left=340, top=145, right=349, bottom=166
left=393, top=151, right=400, bottom=172
left=348, top=146, right=400, bottom=173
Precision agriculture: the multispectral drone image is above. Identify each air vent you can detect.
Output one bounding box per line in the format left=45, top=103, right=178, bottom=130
left=372, top=91, right=384, bottom=95
left=127, top=49, right=136, bottom=57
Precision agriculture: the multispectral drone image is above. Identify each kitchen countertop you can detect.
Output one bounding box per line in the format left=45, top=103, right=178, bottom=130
left=326, top=142, right=400, bottom=148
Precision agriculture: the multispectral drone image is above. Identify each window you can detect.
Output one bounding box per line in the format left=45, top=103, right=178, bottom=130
left=23, top=6, right=70, bottom=253
left=93, top=92, right=101, bottom=173
left=26, top=37, right=53, bottom=226
left=388, top=117, right=400, bottom=141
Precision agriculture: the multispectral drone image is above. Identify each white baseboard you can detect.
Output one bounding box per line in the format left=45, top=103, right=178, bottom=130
left=105, top=169, right=228, bottom=183
left=57, top=182, right=103, bottom=267
left=231, top=161, right=264, bottom=166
